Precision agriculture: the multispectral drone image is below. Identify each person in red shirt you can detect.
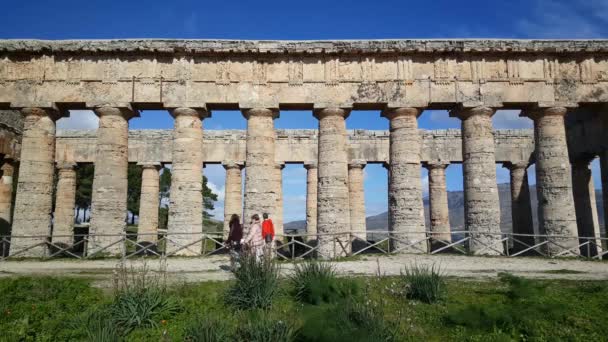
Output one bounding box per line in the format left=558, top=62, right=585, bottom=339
left=261, top=213, right=275, bottom=243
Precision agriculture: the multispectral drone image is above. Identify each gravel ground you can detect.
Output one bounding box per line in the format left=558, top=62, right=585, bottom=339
left=1, top=254, right=607, bottom=287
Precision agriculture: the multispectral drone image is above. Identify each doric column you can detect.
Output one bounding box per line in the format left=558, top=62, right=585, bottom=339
left=11, top=108, right=62, bottom=257
left=381, top=107, right=425, bottom=253
left=571, top=158, right=602, bottom=256
left=167, top=107, right=208, bottom=256
left=600, top=149, right=608, bottom=251
left=304, top=162, right=318, bottom=239
left=222, top=161, right=243, bottom=239
left=52, top=162, right=77, bottom=246
left=450, top=106, right=502, bottom=255
left=137, top=163, right=161, bottom=244
left=242, top=108, right=278, bottom=232
left=425, top=162, right=451, bottom=244
left=523, top=107, right=579, bottom=255
left=0, top=160, right=15, bottom=235
left=348, top=160, right=366, bottom=241
left=274, top=162, right=285, bottom=237
left=503, top=162, right=535, bottom=251
left=88, top=106, right=136, bottom=256
left=314, top=107, right=351, bottom=258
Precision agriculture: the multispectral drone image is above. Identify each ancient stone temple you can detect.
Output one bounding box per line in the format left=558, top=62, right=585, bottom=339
left=0, top=39, right=607, bottom=258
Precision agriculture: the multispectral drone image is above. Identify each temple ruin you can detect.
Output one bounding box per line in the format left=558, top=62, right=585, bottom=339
left=0, top=39, right=607, bottom=258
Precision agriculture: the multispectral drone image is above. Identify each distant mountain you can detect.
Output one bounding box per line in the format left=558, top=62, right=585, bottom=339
left=284, top=183, right=605, bottom=233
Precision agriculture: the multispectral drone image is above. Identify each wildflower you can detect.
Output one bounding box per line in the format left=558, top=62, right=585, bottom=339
left=161, top=319, right=167, bottom=326
left=5, top=309, right=10, bottom=316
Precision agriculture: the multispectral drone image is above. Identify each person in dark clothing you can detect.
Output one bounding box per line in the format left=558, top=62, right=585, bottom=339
left=226, top=214, right=243, bottom=251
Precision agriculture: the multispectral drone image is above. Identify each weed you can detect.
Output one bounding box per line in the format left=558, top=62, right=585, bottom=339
left=225, top=251, right=280, bottom=310
left=401, top=263, right=445, bottom=303
left=290, top=260, right=356, bottom=305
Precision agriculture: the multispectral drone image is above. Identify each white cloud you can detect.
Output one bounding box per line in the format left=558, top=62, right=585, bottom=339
left=492, top=110, right=533, bottom=129
left=57, top=110, right=99, bottom=130
left=517, top=0, right=608, bottom=38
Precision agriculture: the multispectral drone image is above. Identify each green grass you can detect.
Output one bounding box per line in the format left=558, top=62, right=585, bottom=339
left=1, top=272, right=608, bottom=341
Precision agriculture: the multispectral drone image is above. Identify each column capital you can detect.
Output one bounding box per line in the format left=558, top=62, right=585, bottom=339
left=56, top=162, right=77, bottom=171
left=304, top=161, right=317, bottom=170
left=313, top=107, right=351, bottom=120
left=21, top=107, right=64, bottom=121
left=137, top=162, right=162, bottom=170
left=571, top=156, right=596, bottom=169
left=382, top=161, right=390, bottom=170
left=241, top=108, right=279, bottom=120
left=222, top=160, right=244, bottom=170
left=169, top=107, right=209, bottom=119
left=520, top=106, right=568, bottom=121
left=94, top=105, right=139, bottom=120
left=449, top=106, right=496, bottom=120
left=348, top=159, right=367, bottom=170
left=274, top=162, right=286, bottom=170
left=502, top=161, right=529, bottom=171
left=424, top=161, right=449, bottom=170
left=381, top=107, right=422, bottom=120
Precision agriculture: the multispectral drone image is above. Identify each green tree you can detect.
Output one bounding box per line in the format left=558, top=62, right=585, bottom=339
left=127, top=164, right=143, bottom=225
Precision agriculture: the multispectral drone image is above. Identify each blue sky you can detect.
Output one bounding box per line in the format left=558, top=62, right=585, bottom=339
left=3, top=0, right=607, bottom=222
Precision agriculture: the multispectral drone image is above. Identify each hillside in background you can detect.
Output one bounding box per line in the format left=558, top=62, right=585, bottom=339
left=285, top=184, right=605, bottom=233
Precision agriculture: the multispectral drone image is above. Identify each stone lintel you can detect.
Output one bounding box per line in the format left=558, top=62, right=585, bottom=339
left=169, top=107, right=209, bottom=119
left=241, top=107, right=279, bottom=120
left=449, top=105, right=497, bottom=120
left=381, top=107, right=422, bottom=120
left=348, top=159, right=367, bottom=169
left=313, top=107, right=351, bottom=120
left=93, top=105, right=139, bottom=120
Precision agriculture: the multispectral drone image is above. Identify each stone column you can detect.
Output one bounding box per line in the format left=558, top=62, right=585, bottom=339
left=88, top=106, right=136, bottom=256
left=450, top=106, right=502, bottom=255
left=52, top=162, right=77, bottom=246
left=348, top=160, right=366, bottom=241
left=137, top=163, right=161, bottom=244
left=242, top=108, right=278, bottom=232
left=274, top=162, right=285, bottom=237
left=0, top=160, right=15, bottom=235
left=304, top=162, right=318, bottom=239
left=314, top=108, right=351, bottom=258
left=222, top=161, right=243, bottom=239
left=571, top=158, right=602, bottom=256
left=425, top=162, right=451, bottom=244
left=503, top=162, right=535, bottom=251
left=167, top=108, right=207, bottom=256
left=10, top=108, right=61, bottom=257
left=381, top=107, right=425, bottom=253
left=600, top=150, right=608, bottom=251
left=524, top=107, right=579, bottom=255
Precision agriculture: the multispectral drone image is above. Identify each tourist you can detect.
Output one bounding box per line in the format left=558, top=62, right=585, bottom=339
left=262, top=213, right=275, bottom=243
left=243, top=214, right=264, bottom=260
left=226, top=214, right=243, bottom=251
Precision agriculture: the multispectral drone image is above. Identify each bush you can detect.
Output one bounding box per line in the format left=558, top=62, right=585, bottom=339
left=401, top=263, right=444, bottom=303
left=184, top=316, right=233, bottom=342
left=290, top=261, right=356, bottom=305
left=225, top=251, right=280, bottom=310
left=237, top=311, right=297, bottom=342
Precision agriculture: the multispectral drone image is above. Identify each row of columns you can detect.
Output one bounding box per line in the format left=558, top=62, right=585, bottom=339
left=1, top=105, right=602, bottom=258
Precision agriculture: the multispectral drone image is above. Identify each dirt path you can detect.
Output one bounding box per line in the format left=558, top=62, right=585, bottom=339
left=1, top=254, right=607, bottom=287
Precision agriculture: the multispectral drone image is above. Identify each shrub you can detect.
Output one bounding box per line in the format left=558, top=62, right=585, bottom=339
left=184, top=316, right=233, bottom=342
left=401, top=263, right=444, bottom=303
left=225, top=251, right=280, bottom=310
left=237, top=311, right=297, bottom=342
left=290, top=260, right=356, bottom=305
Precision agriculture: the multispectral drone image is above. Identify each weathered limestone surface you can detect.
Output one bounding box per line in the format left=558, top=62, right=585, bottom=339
left=10, top=108, right=60, bottom=257
left=503, top=162, right=535, bottom=250
left=304, top=162, right=317, bottom=238
left=88, top=107, right=134, bottom=256
left=348, top=160, right=366, bottom=241
left=222, top=161, right=243, bottom=238
left=167, top=108, right=206, bottom=256
left=451, top=107, right=502, bottom=255
left=0, top=160, right=15, bottom=234
left=274, top=163, right=285, bottom=236
left=571, top=159, right=602, bottom=256
left=526, top=107, right=579, bottom=255
left=425, top=162, right=451, bottom=243
left=138, top=163, right=161, bottom=244
left=315, top=108, right=351, bottom=258
left=600, top=150, right=608, bottom=247
left=52, top=162, right=77, bottom=245
left=382, top=108, right=425, bottom=253
left=243, top=108, right=278, bottom=232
